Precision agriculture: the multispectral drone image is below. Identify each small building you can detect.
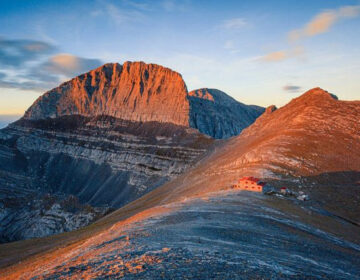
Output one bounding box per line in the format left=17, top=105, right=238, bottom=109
left=232, top=176, right=266, bottom=192
left=280, top=187, right=287, bottom=195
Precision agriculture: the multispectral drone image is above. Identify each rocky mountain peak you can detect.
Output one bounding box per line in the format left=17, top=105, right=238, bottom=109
left=290, top=87, right=339, bottom=106
left=21, top=63, right=264, bottom=139
left=24, top=61, right=190, bottom=125
left=187, top=88, right=265, bottom=139
left=265, top=105, right=277, bottom=114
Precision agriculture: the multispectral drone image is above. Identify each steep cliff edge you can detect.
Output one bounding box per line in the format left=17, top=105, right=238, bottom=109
left=23, top=62, right=264, bottom=138
left=24, top=62, right=190, bottom=126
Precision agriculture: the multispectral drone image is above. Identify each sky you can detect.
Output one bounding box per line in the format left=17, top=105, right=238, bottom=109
left=0, top=0, right=360, bottom=116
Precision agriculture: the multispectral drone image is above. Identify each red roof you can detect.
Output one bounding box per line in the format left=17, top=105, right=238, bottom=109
left=239, top=176, right=261, bottom=183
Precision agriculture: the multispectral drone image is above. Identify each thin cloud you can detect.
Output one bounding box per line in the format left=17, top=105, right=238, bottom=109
left=104, top=3, right=145, bottom=24
left=161, top=0, right=188, bottom=12
left=0, top=37, right=103, bottom=91
left=289, top=5, right=360, bottom=41
left=259, top=46, right=305, bottom=63
left=0, top=38, right=54, bottom=67
left=261, top=5, right=359, bottom=63
left=44, top=54, right=102, bottom=77
left=122, top=0, right=151, bottom=11
left=283, top=85, right=302, bottom=93
left=260, top=51, right=287, bottom=62
left=224, top=40, right=235, bottom=50
left=221, top=18, right=247, bottom=30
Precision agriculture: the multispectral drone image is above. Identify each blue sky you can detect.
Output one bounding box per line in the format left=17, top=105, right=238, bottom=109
left=0, top=0, right=360, bottom=115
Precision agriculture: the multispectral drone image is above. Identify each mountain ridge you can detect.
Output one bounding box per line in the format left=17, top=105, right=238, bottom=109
left=23, top=61, right=264, bottom=139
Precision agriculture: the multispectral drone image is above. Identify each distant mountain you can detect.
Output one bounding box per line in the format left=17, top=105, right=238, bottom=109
left=0, top=115, right=21, bottom=129
left=188, top=88, right=264, bottom=138
left=24, top=62, right=263, bottom=138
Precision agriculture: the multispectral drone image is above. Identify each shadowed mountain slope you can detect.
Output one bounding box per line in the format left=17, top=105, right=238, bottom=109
left=188, top=88, right=264, bottom=138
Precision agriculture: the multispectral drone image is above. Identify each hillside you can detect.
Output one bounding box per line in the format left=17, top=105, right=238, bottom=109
left=1, top=88, right=359, bottom=279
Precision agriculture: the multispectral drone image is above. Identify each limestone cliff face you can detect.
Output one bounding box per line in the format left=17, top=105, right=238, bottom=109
left=188, top=88, right=264, bottom=139
left=24, top=62, right=263, bottom=139
left=24, top=62, right=190, bottom=126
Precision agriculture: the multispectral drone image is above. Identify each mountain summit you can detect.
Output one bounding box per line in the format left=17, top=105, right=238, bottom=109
left=23, top=61, right=264, bottom=138
left=24, top=62, right=190, bottom=126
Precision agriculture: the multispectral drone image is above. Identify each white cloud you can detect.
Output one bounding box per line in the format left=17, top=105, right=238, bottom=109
left=224, top=40, right=235, bottom=50
left=221, top=18, right=246, bottom=30
left=161, top=0, right=188, bottom=12
left=104, top=3, right=145, bottom=24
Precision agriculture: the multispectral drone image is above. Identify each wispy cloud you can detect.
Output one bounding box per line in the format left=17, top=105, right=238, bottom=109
left=104, top=3, right=145, bottom=24
left=261, top=5, right=360, bottom=63
left=224, top=40, right=235, bottom=50
left=221, top=18, right=247, bottom=30
left=0, top=38, right=54, bottom=67
left=283, top=85, right=302, bottom=93
left=261, top=51, right=287, bottom=62
left=161, top=0, right=188, bottom=12
left=260, top=46, right=304, bottom=62
left=122, top=0, right=151, bottom=11
left=44, top=54, right=102, bottom=77
left=289, top=5, right=360, bottom=41
left=0, top=37, right=103, bottom=91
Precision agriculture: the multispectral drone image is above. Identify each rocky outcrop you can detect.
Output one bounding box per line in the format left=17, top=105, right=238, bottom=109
left=24, top=62, right=190, bottom=126
left=24, top=62, right=264, bottom=139
left=188, top=88, right=264, bottom=138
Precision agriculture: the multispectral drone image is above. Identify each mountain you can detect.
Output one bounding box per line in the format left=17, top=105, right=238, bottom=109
left=206, top=87, right=360, bottom=178
left=24, top=62, right=191, bottom=126
left=24, top=62, right=264, bottom=139
left=2, top=88, right=359, bottom=279
left=0, top=61, right=263, bottom=242
left=188, top=88, right=264, bottom=138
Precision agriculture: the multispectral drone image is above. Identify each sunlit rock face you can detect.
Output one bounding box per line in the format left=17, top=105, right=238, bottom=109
left=24, top=62, right=264, bottom=139
left=188, top=88, right=264, bottom=139
left=24, top=62, right=190, bottom=126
